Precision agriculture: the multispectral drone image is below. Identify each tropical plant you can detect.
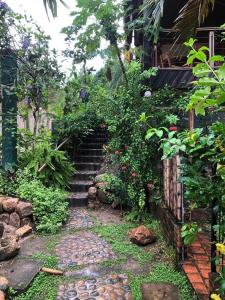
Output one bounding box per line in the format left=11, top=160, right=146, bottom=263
left=142, top=0, right=216, bottom=42
left=43, top=0, right=68, bottom=18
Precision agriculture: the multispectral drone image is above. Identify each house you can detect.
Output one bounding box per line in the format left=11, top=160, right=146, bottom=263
left=124, top=0, right=225, bottom=90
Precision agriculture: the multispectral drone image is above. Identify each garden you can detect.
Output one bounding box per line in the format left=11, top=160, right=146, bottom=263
left=0, top=0, right=224, bottom=300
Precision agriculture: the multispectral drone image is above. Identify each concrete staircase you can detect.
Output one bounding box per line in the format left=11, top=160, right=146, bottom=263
left=67, top=128, right=108, bottom=207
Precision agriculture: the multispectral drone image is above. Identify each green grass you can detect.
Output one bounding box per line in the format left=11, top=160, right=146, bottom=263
left=92, top=223, right=153, bottom=265
left=129, top=264, right=197, bottom=300
left=13, top=273, right=59, bottom=300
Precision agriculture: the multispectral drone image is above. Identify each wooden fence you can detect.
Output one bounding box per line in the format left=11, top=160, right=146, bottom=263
left=163, top=155, right=184, bottom=222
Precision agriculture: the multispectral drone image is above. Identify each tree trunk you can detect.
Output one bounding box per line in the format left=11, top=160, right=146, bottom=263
left=114, top=42, right=128, bottom=87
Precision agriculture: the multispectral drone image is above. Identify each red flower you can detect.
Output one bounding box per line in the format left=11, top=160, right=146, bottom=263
left=169, top=126, right=177, bottom=132
left=131, top=172, right=138, bottom=177
left=122, top=165, right=127, bottom=171
left=124, top=144, right=129, bottom=150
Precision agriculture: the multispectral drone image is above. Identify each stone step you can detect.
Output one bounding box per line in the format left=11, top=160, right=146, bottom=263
left=67, top=192, right=88, bottom=207
left=80, top=143, right=104, bottom=150
left=70, top=180, right=93, bottom=192
left=74, top=170, right=98, bottom=181
left=75, top=162, right=101, bottom=171
left=84, top=137, right=108, bottom=143
left=74, top=155, right=103, bottom=163
left=76, top=149, right=103, bottom=156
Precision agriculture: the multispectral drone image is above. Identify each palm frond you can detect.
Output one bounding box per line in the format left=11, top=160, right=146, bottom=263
left=43, top=0, right=68, bottom=18
left=142, top=0, right=165, bottom=43
left=173, top=0, right=215, bottom=42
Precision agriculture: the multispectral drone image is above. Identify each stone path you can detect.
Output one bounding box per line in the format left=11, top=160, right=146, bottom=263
left=55, top=231, right=117, bottom=269
left=57, top=274, right=132, bottom=300
left=55, top=207, right=133, bottom=300
left=64, top=208, right=93, bottom=230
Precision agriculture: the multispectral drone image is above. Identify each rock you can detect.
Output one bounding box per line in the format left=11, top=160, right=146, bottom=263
left=141, top=283, right=180, bottom=300
left=9, top=212, right=20, bottom=228
left=2, top=198, right=19, bottom=213
left=0, top=214, right=9, bottom=224
left=0, top=235, right=20, bottom=261
left=88, top=187, right=97, bottom=200
left=0, top=291, right=5, bottom=300
left=16, top=225, right=32, bottom=238
left=3, top=224, right=16, bottom=237
left=0, top=197, right=8, bottom=213
left=97, top=190, right=110, bottom=204
left=16, top=202, right=32, bottom=218
left=0, top=276, right=9, bottom=291
left=21, top=217, right=33, bottom=227
left=0, top=223, right=4, bottom=238
left=129, top=225, right=156, bottom=246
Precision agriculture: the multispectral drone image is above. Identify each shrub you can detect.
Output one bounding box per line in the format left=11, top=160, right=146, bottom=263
left=17, top=177, right=68, bottom=234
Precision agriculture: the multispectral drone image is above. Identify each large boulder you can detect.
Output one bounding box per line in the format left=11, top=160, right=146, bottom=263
left=129, top=225, right=156, bottom=246
left=0, top=235, right=20, bottom=261
left=88, top=187, right=97, bottom=200
left=0, top=214, right=9, bottom=225
left=2, top=198, right=19, bottom=213
left=141, top=283, right=180, bottom=300
left=9, top=212, right=21, bottom=228
left=16, top=202, right=32, bottom=218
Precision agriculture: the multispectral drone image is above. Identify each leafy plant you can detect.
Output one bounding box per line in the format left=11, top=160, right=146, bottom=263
left=19, top=130, right=74, bottom=188
left=181, top=222, right=201, bottom=245
left=17, top=176, right=68, bottom=233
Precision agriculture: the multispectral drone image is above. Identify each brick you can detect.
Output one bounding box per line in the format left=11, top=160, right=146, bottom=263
left=196, top=261, right=211, bottom=271
left=189, top=246, right=206, bottom=255
left=193, top=254, right=209, bottom=261
left=182, top=263, right=198, bottom=274
left=192, top=282, right=208, bottom=295
left=187, top=273, right=203, bottom=283
left=201, top=269, right=209, bottom=279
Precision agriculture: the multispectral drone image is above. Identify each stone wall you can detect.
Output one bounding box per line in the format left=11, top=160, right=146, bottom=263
left=0, top=196, right=33, bottom=237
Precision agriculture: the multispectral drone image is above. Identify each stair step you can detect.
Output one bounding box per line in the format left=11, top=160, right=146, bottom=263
left=80, top=143, right=104, bottom=150
left=76, top=149, right=103, bottom=156
left=74, top=170, right=98, bottom=181
left=67, top=192, right=88, bottom=207
left=84, top=137, right=108, bottom=143
left=75, top=162, right=101, bottom=171
left=70, top=180, right=93, bottom=192
left=74, top=156, right=103, bottom=163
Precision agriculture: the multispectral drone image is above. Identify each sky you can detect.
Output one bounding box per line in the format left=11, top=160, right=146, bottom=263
left=5, top=0, right=105, bottom=74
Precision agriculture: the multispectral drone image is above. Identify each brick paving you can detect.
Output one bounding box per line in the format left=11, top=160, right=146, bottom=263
left=182, top=232, right=211, bottom=299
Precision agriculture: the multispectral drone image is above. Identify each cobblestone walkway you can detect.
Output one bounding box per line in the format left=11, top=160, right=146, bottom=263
left=56, top=274, right=132, bottom=300
left=64, top=208, right=93, bottom=230
left=55, top=208, right=132, bottom=300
